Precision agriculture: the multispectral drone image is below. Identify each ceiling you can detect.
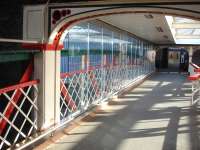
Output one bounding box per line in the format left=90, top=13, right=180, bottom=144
left=99, top=14, right=175, bottom=44
left=166, top=16, right=200, bottom=45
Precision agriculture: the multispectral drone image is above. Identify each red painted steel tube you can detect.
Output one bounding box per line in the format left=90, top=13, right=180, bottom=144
left=190, top=62, right=200, bottom=69
left=0, top=61, right=33, bottom=134
left=60, top=64, right=137, bottom=78
left=89, top=71, right=100, bottom=96
left=22, top=43, right=64, bottom=51
left=194, top=68, right=200, bottom=73
left=0, top=80, right=39, bottom=95
left=60, top=81, right=76, bottom=111
left=188, top=74, right=200, bottom=81
left=60, top=65, right=114, bottom=78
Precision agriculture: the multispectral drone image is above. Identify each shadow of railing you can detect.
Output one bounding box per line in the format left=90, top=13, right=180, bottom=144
left=52, top=73, right=199, bottom=150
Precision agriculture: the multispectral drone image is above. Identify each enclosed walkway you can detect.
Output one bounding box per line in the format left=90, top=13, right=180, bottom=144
left=37, top=73, right=200, bottom=150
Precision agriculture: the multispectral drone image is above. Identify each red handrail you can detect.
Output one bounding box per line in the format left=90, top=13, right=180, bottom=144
left=0, top=80, right=39, bottom=134
left=60, top=81, right=77, bottom=111
left=60, top=64, right=137, bottom=78
left=0, top=80, right=39, bottom=95
left=0, top=61, right=34, bottom=134
left=190, top=62, right=200, bottom=69
left=188, top=74, right=200, bottom=81
left=194, top=68, right=200, bottom=73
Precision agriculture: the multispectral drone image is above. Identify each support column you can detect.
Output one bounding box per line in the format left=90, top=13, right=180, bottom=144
left=34, top=51, right=60, bottom=131
left=188, top=46, right=193, bottom=63
left=188, top=46, right=194, bottom=75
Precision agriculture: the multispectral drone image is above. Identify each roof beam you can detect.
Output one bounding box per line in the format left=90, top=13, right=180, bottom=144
left=172, top=23, right=200, bottom=29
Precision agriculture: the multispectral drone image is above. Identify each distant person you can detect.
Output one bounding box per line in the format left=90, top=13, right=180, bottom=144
left=179, top=52, right=185, bottom=72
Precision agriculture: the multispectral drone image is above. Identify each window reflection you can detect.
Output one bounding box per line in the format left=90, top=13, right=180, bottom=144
left=61, top=20, right=154, bottom=73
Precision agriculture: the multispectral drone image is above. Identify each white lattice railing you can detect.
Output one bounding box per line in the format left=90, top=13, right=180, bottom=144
left=0, top=80, right=39, bottom=149
left=188, top=64, right=200, bottom=105
left=0, top=62, right=154, bottom=149
left=60, top=66, right=102, bottom=120
left=60, top=63, right=154, bottom=121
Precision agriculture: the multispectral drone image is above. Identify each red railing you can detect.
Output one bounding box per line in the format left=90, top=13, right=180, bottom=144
left=190, top=62, right=200, bottom=69
left=0, top=80, right=39, bottom=135
left=0, top=80, right=39, bottom=95
left=60, top=63, right=138, bottom=114
left=60, top=63, right=138, bottom=78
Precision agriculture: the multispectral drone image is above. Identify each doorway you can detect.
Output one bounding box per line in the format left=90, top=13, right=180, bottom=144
left=156, top=47, right=189, bottom=73
left=168, top=50, right=180, bottom=72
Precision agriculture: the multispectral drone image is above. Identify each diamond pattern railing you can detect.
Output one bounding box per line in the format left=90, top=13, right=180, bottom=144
left=0, top=80, right=39, bottom=149
left=60, top=67, right=102, bottom=120
left=191, top=80, right=200, bottom=105
left=60, top=63, right=154, bottom=121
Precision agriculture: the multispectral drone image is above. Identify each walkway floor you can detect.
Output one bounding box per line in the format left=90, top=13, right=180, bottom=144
left=39, top=73, right=200, bottom=150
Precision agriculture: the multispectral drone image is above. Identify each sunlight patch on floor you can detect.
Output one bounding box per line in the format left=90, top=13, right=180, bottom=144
left=123, top=93, right=146, bottom=97
left=160, top=82, right=172, bottom=87
left=134, top=88, right=153, bottom=92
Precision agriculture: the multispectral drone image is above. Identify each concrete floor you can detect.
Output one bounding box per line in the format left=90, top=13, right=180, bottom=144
left=43, top=73, right=200, bottom=150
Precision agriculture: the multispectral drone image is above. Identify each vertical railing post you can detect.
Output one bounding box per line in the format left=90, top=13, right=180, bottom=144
left=111, top=31, right=114, bottom=93
left=101, top=25, right=104, bottom=99
left=134, top=40, right=137, bottom=79
left=81, top=55, right=86, bottom=110
left=34, top=50, right=60, bottom=131
left=86, top=22, right=90, bottom=108
left=137, top=40, right=140, bottom=78
left=130, top=39, right=133, bottom=81
left=55, top=51, right=61, bottom=125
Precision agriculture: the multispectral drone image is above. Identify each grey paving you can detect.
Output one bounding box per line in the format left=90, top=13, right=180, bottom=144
left=45, top=73, right=200, bottom=150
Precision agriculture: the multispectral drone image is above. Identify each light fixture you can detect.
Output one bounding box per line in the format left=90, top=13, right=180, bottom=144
left=155, top=26, right=163, bottom=32
left=163, top=35, right=168, bottom=39
left=144, top=14, right=154, bottom=19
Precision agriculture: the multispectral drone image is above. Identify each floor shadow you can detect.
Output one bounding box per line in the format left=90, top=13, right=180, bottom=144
left=48, top=73, right=200, bottom=150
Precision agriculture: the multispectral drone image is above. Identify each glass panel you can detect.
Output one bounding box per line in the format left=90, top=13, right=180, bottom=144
left=113, top=31, right=120, bottom=65
left=139, top=41, right=143, bottom=57
left=127, top=36, right=132, bottom=65
left=174, top=17, right=198, bottom=23
left=121, top=34, right=128, bottom=66
left=103, top=27, right=112, bottom=65
left=60, top=19, right=155, bottom=125
left=89, top=22, right=102, bottom=67
left=61, top=23, right=88, bottom=73
left=176, top=29, right=194, bottom=35
left=132, top=38, right=137, bottom=65
left=193, top=29, right=200, bottom=35
left=68, top=23, right=88, bottom=51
